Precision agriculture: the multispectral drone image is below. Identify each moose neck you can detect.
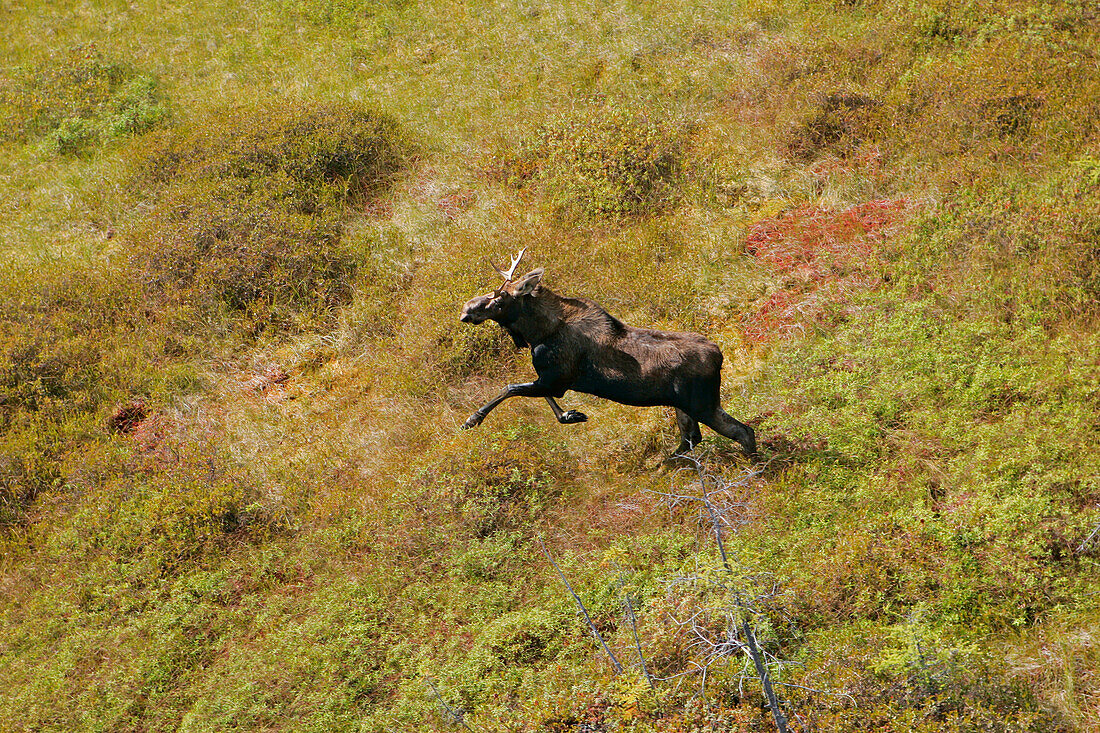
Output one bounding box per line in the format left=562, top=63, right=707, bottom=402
left=498, top=288, right=566, bottom=346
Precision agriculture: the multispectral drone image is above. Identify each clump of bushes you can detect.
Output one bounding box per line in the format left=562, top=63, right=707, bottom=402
left=125, top=100, right=413, bottom=337
left=499, top=109, right=688, bottom=220
left=786, top=92, right=882, bottom=162
left=0, top=265, right=138, bottom=528
left=796, top=627, right=1061, bottom=732
left=0, top=100, right=412, bottom=527
left=419, top=426, right=571, bottom=537
left=111, top=441, right=279, bottom=574
left=0, top=45, right=168, bottom=155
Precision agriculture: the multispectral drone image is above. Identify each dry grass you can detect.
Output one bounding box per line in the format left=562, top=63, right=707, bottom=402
left=1, top=0, right=1099, bottom=730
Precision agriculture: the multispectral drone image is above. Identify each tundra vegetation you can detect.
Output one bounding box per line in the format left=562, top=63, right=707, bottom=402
left=0, top=0, right=1098, bottom=730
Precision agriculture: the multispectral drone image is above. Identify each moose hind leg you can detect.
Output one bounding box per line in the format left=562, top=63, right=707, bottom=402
left=674, top=409, right=703, bottom=454
left=699, top=408, right=757, bottom=456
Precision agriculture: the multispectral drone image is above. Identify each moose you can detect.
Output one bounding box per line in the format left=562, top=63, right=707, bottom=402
left=458, top=250, right=756, bottom=457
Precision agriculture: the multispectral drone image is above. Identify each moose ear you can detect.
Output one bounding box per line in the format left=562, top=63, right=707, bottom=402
left=512, top=268, right=544, bottom=296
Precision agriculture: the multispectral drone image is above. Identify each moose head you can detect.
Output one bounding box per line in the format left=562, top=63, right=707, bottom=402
left=459, top=248, right=544, bottom=325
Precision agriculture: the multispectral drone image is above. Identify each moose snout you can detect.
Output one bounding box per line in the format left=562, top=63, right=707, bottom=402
left=459, top=304, right=479, bottom=323
left=460, top=297, right=489, bottom=324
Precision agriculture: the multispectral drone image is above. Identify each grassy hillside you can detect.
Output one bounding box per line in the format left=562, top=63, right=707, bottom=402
left=1, top=0, right=1098, bottom=730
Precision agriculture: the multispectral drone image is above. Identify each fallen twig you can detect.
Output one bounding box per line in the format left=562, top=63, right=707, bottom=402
left=1077, top=517, right=1100, bottom=554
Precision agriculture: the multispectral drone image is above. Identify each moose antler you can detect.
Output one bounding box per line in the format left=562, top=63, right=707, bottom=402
left=491, top=248, right=526, bottom=282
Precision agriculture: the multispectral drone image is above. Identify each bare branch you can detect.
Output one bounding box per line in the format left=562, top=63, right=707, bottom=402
left=618, top=572, right=656, bottom=689
left=424, top=678, right=475, bottom=732
left=770, top=681, right=859, bottom=706
left=653, top=458, right=805, bottom=728
left=743, top=617, right=791, bottom=733
left=1077, top=515, right=1100, bottom=554
left=539, top=536, right=624, bottom=674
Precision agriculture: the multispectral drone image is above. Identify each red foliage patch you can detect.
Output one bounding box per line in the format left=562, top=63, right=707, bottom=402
left=361, top=196, right=393, bottom=219
left=437, top=188, right=477, bottom=220
left=130, top=412, right=171, bottom=455
left=742, top=198, right=912, bottom=342
left=745, top=198, right=908, bottom=277
left=107, top=400, right=147, bottom=434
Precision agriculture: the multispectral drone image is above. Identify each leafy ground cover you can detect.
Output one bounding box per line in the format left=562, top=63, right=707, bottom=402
left=1, top=0, right=1098, bottom=730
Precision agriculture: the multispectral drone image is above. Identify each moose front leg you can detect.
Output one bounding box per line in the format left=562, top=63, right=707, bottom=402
left=544, top=396, right=588, bottom=425
left=462, top=381, right=563, bottom=429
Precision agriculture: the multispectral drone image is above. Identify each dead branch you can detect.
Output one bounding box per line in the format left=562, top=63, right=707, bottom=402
left=619, top=572, right=656, bottom=689
left=424, top=678, right=475, bottom=732
left=539, top=537, right=624, bottom=674
left=1077, top=515, right=1100, bottom=554
left=653, top=458, right=796, bottom=730
left=744, top=617, right=790, bottom=733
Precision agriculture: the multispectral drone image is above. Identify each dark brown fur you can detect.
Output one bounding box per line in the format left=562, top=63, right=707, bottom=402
left=459, top=267, right=756, bottom=456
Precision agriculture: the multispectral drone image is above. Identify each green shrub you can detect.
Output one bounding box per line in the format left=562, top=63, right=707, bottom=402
left=0, top=427, right=63, bottom=527
left=499, top=108, right=688, bottom=221
left=0, top=266, right=137, bottom=528
left=0, top=45, right=167, bottom=154
left=49, top=116, right=98, bottom=156
left=793, top=625, right=1060, bottom=732
left=471, top=606, right=569, bottom=671
left=748, top=291, right=1100, bottom=630
left=410, top=425, right=573, bottom=538
left=177, top=580, right=392, bottom=730
left=125, top=100, right=413, bottom=337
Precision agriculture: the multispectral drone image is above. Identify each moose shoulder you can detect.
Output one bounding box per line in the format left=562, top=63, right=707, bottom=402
left=459, top=251, right=756, bottom=457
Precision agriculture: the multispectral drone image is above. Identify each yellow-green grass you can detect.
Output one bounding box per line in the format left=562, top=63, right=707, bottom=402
left=2, top=0, right=1099, bottom=729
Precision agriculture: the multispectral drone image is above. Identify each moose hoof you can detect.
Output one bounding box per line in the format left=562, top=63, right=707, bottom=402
left=560, top=410, right=588, bottom=424
left=741, top=429, right=758, bottom=458
left=462, top=413, right=485, bottom=429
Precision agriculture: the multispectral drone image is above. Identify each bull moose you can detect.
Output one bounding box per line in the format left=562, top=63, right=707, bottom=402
left=458, top=250, right=757, bottom=457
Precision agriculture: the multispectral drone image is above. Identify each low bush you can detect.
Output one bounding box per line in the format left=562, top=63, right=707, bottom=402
left=498, top=108, right=689, bottom=221
left=786, top=92, right=883, bottom=162
left=177, top=579, right=393, bottom=730
left=0, top=99, right=414, bottom=528
left=0, top=45, right=167, bottom=154
left=747, top=294, right=1100, bottom=630
left=124, top=100, right=414, bottom=337
left=0, top=265, right=138, bottom=528
left=791, top=626, right=1062, bottom=732
left=419, top=425, right=571, bottom=537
